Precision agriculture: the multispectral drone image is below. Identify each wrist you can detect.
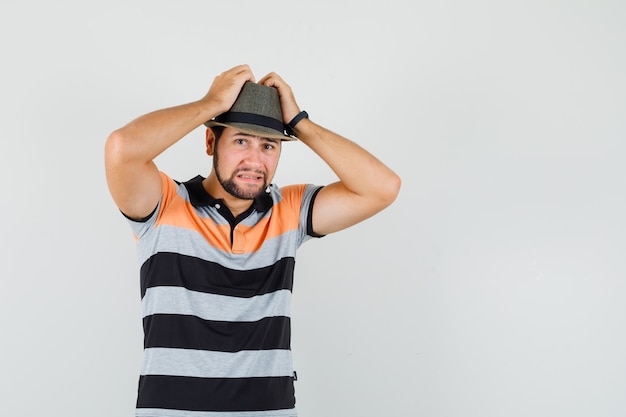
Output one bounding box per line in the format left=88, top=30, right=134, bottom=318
left=285, top=110, right=308, bottom=137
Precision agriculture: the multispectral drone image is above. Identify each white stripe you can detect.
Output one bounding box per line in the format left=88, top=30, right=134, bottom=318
left=136, top=408, right=297, bottom=417
left=136, top=225, right=301, bottom=270
left=142, top=287, right=292, bottom=322
left=141, top=348, right=294, bottom=379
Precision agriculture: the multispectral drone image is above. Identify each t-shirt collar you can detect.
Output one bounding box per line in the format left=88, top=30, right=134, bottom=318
left=182, top=175, right=273, bottom=213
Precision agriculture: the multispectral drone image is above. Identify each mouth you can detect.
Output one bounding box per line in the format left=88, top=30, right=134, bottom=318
left=236, top=170, right=265, bottom=183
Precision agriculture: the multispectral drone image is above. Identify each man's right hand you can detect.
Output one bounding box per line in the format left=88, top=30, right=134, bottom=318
left=201, top=64, right=256, bottom=117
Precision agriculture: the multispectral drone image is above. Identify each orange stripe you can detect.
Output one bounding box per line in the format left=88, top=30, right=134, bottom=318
left=230, top=200, right=298, bottom=254
left=155, top=173, right=304, bottom=254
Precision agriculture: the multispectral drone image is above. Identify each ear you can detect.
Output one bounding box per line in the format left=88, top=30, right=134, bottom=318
left=205, top=128, right=215, bottom=156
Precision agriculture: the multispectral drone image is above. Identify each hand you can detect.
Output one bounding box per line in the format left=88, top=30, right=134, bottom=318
left=258, top=72, right=301, bottom=123
left=202, top=64, right=256, bottom=115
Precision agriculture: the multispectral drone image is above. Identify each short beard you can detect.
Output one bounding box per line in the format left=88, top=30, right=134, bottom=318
left=214, top=151, right=268, bottom=200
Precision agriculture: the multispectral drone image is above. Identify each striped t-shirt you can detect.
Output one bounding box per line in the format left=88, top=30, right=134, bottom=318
left=125, top=172, right=322, bottom=417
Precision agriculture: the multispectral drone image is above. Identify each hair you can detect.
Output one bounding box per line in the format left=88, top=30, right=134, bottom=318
left=210, top=126, right=225, bottom=143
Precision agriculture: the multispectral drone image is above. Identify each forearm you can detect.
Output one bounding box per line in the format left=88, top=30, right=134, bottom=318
left=295, top=118, right=401, bottom=202
left=111, top=99, right=219, bottom=163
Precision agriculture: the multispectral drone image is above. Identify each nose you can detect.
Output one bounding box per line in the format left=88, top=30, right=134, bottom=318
left=241, top=141, right=268, bottom=167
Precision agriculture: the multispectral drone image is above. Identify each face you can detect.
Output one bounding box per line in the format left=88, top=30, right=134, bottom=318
left=209, top=127, right=282, bottom=200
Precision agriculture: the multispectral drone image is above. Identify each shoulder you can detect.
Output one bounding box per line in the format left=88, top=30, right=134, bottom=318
left=268, top=183, right=324, bottom=213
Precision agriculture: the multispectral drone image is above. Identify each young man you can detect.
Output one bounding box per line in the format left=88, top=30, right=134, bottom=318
left=105, top=64, right=401, bottom=417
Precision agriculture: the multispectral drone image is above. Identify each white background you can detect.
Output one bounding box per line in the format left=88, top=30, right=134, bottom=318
left=1, top=1, right=625, bottom=416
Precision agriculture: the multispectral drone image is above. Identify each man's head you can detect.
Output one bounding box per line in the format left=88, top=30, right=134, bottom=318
left=204, top=81, right=295, bottom=141
left=205, top=125, right=282, bottom=200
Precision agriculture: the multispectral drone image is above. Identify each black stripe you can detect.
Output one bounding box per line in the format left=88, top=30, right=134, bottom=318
left=137, top=375, right=296, bottom=412
left=140, top=253, right=295, bottom=298
left=215, top=111, right=285, bottom=133
left=143, top=315, right=291, bottom=351
left=307, top=185, right=325, bottom=237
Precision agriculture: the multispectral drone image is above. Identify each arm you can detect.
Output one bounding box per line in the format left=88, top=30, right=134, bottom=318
left=104, top=64, right=255, bottom=219
left=259, top=73, right=401, bottom=236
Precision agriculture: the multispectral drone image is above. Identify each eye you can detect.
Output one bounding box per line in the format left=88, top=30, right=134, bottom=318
left=264, top=143, right=275, bottom=150
left=235, top=138, right=248, bottom=146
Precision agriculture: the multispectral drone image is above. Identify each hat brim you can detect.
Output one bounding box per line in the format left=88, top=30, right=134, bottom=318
left=204, top=120, right=297, bottom=141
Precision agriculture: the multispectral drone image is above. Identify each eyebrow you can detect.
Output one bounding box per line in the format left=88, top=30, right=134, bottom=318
left=233, top=132, right=280, bottom=144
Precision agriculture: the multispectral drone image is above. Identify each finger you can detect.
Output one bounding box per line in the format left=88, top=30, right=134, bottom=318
left=229, top=64, right=251, bottom=74
left=258, top=72, right=282, bottom=87
left=227, top=64, right=255, bottom=83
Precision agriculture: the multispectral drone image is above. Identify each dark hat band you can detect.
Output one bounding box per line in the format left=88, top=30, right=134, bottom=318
left=214, top=111, right=285, bottom=133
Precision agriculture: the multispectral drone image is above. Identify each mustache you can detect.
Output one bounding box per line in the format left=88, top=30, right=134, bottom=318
left=233, top=168, right=266, bottom=179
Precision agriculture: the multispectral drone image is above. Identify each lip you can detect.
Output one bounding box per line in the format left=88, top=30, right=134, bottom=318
left=236, top=171, right=264, bottom=183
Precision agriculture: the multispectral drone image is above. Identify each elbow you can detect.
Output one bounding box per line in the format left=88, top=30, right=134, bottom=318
left=105, top=128, right=138, bottom=166
left=373, top=172, right=401, bottom=210
left=384, top=172, right=402, bottom=206
left=104, top=129, right=125, bottom=162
